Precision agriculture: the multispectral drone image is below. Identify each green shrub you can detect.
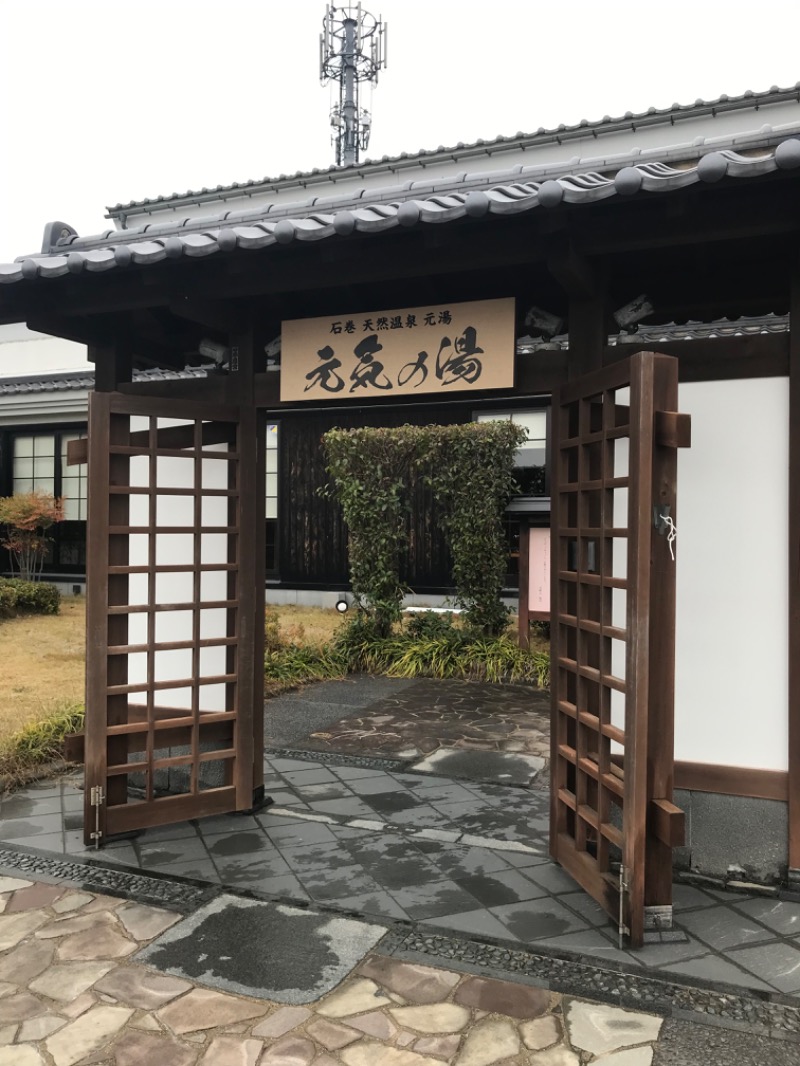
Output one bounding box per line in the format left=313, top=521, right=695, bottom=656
left=404, top=610, right=457, bottom=640
left=0, top=578, right=61, bottom=616
left=322, top=421, right=526, bottom=639
left=0, top=581, right=18, bottom=617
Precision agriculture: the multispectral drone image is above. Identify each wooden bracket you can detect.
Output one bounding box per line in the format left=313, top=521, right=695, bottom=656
left=650, top=798, right=686, bottom=847
left=66, top=438, right=89, bottom=467
left=655, top=411, right=692, bottom=449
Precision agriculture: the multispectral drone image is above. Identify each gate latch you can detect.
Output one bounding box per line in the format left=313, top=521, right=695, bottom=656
left=618, top=865, right=631, bottom=948
left=89, top=786, right=105, bottom=850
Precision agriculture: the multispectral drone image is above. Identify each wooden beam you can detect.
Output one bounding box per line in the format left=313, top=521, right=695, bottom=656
left=169, top=296, right=241, bottom=334
left=676, top=761, right=789, bottom=802
left=789, top=269, right=800, bottom=870
left=605, top=332, right=790, bottom=382
left=66, top=438, right=88, bottom=467
left=118, top=377, right=224, bottom=400
left=655, top=411, right=692, bottom=449
left=649, top=799, right=686, bottom=848
left=27, top=314, right=112, bottom=348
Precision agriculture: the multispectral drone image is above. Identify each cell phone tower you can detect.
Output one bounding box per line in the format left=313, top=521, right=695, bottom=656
left=320, top=4, right=387, bottom=167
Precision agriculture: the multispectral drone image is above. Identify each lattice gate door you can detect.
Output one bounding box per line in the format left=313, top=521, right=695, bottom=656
left=549, top=351, right=688, bottom=947
left=83, top=392, right=264, bottom=846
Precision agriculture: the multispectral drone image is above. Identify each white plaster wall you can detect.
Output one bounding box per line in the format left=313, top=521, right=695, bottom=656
left=675, top=378, right=789, bottom=770
left=127, top=417, right=231, bottom=715
left=0, top=323, right=89, bottom=374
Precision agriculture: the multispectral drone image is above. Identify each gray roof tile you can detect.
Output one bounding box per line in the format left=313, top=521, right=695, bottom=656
left=0, top=367, right=207, bottom=395
left=1, top=138, right=799, bottom=286
left=104, top=83, right=800, bottom=216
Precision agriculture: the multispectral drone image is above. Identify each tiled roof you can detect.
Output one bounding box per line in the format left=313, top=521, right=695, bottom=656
left=105, top=83, right=800, bottom=216
left=0, top=368, right=207, bottom=395
left=2, top=139, right=800, bottom=286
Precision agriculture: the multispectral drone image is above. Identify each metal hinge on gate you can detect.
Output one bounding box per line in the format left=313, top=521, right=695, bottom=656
left=89, top=786, right=105, bottom=849
left=618, top=865, right=631, bottom=948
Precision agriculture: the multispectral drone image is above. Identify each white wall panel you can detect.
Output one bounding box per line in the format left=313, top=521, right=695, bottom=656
left=675, top=378, right=789, bottom=770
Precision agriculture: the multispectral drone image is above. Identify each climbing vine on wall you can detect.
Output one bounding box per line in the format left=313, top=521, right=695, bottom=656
left=424, top=422, right=527, bottom=634
left=322, top=421, right=526, bottom=636
left=322, top=426, right=421, bottom=637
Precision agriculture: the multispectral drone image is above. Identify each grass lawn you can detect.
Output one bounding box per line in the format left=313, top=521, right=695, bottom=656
left=0, top=596, right=86, bottom=746
left=0, top=599, right=546, bottom=752
left=0, top=599, right=347, bottom=746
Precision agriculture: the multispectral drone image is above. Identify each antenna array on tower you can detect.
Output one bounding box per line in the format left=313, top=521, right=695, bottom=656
left=320, top=4, right=387, bottom=167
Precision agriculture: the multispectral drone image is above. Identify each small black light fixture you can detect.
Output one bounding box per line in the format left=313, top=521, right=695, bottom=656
left=335, top=597, right=349, bottom=614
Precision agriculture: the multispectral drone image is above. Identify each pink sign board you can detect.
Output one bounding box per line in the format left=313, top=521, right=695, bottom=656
left=528, top=528, right=551, bottom=613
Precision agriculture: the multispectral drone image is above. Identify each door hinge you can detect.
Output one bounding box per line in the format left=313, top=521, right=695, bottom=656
left=89, top=785, right=105, bottom=849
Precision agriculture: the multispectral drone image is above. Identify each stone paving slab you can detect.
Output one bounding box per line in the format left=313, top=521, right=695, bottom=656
left=291, top=677, right=552, bottom=764
left=7, top=753, right=800, bottom=1003
left=0, top=874, right=680, bottom=1065
left=138, top=895, right=387, bottom=1003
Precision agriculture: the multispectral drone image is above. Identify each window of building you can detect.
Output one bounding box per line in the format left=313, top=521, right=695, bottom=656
left=476, top=408, right=548, bottom=495
left=60, top=433, right=88, bottom=520
left=2, top=426, right=88, bottom=574
left=475, top=408, right=549, bottom=589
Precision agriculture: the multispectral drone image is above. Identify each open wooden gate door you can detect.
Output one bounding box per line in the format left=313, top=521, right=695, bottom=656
left=82, top=391, right=265, bottom=846
left=549, top=351, right=688, bottom=947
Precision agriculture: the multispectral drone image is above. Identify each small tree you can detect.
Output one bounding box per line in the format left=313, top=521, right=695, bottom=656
left=0, top=492, right=65, bottom=580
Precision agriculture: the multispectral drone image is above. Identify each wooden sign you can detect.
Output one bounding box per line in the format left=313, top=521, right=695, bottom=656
left=281, top=297, right=515, bottom=402
left=528, top=527, right=551, bottom=614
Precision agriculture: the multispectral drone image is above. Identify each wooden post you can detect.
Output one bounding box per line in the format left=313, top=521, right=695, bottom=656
left=91, top=342, right=133, bottom=392
left=567, top=295, right=607, bottom=379
left=229, top=322, right=267, bottom=810
left=644, top=354, right=682, bottom=909
left=789, top=270, right=800, bottom=873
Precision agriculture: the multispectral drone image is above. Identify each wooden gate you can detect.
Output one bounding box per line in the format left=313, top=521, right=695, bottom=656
left=82, top=392, right=265, bottom=846
left=549, top=351, right=688, bottom=946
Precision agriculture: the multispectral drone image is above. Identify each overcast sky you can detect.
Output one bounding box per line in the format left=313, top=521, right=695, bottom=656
left=0, top=0, right=798, bottom=261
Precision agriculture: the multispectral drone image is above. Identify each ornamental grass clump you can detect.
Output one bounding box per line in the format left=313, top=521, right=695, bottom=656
left=329, top=610, right=550, bottom=686
left=264, top=606, right=347, bottom=691
left=0, top=702, right=84, bottom=790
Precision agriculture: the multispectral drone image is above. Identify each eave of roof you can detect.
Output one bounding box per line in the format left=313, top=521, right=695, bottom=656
left=0, top=368, right=207, bottom=395
left=104, top=82, right=800, bottom=219
left=3, top=139, right=800, bottom=287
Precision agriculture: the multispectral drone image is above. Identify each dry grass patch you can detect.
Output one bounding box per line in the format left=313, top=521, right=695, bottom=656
left=267, top=603, right=346, bottom=647
left=0, top=596, right=86, bottom=746
left=0, top=599, right=346, bottom=743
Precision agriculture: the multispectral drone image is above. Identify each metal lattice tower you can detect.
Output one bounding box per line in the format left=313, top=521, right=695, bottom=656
left=320, top=4, right=387, bottom=167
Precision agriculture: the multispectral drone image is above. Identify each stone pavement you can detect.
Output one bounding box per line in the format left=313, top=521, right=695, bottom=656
left=273, top=678, right=551, bottom=764
left=0, top=872, right=754, bottom=1065
left=7, top=756, right=800, bottom=1000
left=5, top=677, right=800, bottom=1060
